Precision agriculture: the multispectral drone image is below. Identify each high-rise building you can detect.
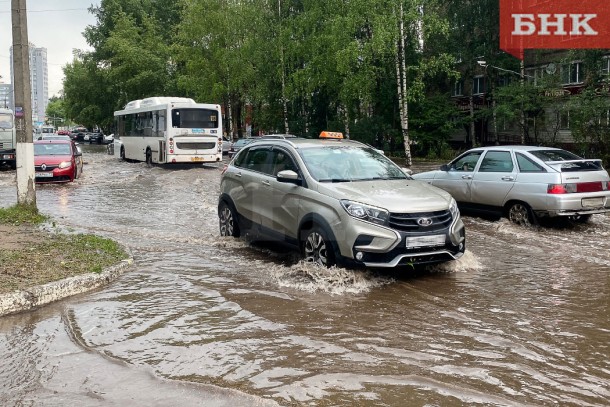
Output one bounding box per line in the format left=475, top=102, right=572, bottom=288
left=9, top=43, right=48, bottom=125
left=0, top=83, right=11, bottom=109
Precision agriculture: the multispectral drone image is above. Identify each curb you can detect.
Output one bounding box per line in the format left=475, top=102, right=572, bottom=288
left=0, top=256, right=134, bottom=317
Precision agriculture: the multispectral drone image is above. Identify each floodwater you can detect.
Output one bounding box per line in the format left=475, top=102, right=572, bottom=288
left=0, top=145, right=609, bottom=406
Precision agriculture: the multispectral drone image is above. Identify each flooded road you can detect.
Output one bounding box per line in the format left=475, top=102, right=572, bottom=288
left=1, top=145, right=609, bottom=406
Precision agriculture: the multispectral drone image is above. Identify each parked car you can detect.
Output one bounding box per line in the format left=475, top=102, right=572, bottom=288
left=218, top=132, right=465, bottom=268
left=222, top=136, right=231, bottom=155
left=33, top=139, right=83, bottom=183
left=70, top=126, right=88, bottom=141
left=84, top=131, right=104, bottom=144
left=227, top=138, right=254, bottom=158
left=412, top=146, right=610, bottom=226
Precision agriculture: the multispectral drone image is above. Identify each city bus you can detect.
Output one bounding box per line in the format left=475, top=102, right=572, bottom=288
left=113, top=96, right=223, bottom=165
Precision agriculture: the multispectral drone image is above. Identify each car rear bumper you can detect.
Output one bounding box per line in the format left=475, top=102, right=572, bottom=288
left=537, top=193, right=610, bottom=217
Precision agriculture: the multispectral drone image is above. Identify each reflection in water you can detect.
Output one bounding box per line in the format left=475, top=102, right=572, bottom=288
left=0, top=150, right=609, bottom=406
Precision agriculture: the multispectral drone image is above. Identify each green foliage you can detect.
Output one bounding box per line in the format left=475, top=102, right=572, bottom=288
left=410, top=94, right=461, bottom=157
left=0, top=204, right=48, bottom=225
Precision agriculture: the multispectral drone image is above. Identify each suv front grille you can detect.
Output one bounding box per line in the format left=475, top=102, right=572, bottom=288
left=389, top=210, right=452, bottom=232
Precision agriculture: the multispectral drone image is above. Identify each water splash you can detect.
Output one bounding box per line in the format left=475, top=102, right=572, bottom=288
left=269, top=261, right=394, bottom=295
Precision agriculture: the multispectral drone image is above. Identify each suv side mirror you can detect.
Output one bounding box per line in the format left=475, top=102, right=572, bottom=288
left=277, top=169, right=302, bottom=185
left=440, top=164, right=450, bottom=171
left=401, top=167, right=413, bottom=176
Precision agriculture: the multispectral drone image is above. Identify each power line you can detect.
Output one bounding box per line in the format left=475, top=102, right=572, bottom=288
left=0, top=8, right=90, bottom=14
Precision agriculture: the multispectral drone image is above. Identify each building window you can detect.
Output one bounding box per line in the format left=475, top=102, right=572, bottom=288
left=557, top=110, right=570, bottom=129
left=452, top=80, right=463, bottom=96
left=472, top=76, right=485, bottom=95
left=561, top=62, right=584, bottom=85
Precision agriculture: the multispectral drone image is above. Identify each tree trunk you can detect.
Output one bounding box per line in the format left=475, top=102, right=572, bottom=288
left=397, top=3, right=412, bottom=167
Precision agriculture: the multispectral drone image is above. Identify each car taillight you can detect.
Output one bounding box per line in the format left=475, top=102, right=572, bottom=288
left=221, top=164, right=228, bottom=175
left=548, top=184, right=568, bottom=194
left=548, top=182, right=607, bottom=194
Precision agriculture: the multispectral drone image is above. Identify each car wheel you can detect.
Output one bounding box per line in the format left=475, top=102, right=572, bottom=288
left=218, top=201, right=240, bottom=237
left=301, top=226, right=336, bottom=267
left=508, top=202, right=536, bottom=227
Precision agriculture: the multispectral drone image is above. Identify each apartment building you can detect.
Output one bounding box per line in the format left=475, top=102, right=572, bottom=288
left=9, top=43, right=48, bottom=124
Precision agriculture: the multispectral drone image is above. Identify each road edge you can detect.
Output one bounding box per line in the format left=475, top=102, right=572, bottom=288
left=0, top=255, right=134, bottom=317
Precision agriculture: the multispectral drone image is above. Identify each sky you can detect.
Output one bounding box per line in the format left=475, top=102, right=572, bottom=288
left=0, top=0, right=98, bottom=97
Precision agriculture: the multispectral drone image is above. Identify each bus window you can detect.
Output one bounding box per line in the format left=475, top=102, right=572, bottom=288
left=172, top=108, right=219, bottom=129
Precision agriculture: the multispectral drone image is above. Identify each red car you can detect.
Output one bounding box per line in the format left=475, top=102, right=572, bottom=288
left=34, top=139, right=83, bottom=183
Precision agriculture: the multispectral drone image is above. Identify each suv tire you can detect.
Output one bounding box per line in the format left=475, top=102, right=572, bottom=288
left=219, top=201, right=240, bottom=237
left=301, top=226, right=336, bottom=267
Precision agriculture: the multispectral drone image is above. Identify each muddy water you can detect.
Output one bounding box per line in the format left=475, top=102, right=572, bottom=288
left=0, top=146, right=609, bottom=406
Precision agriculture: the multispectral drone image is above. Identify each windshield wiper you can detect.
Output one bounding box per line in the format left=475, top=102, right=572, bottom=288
left=319, top=178, right=351, bottom=183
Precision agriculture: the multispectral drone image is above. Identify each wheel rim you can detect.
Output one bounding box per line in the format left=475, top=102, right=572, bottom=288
left=219, top=206, right=234, bottom=236
left=304, top=232, right=328, bottom=266
left=509, top=204, right=531, bottom=226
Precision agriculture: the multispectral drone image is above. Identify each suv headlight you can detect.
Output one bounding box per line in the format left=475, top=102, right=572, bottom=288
left=449, top=198, right=460, bottom=218
left=340, top=200, right=389, bottom=226
left=58, top=161, right=71, bottom=169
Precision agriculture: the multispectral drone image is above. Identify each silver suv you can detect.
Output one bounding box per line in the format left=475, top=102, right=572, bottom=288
left=218, top=134, right=465, bottom=268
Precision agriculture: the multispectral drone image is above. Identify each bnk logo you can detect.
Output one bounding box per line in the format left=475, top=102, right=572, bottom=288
left=500, top=0, right=610, bottom=60
left=512, top=14, right=598, bottom=36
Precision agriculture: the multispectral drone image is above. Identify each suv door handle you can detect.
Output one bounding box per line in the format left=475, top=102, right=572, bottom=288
left=262, top=180, right=271, bottom=186
left=501, top=176, right=514, bottom=181
left=461, top=175, right=472, bottom=180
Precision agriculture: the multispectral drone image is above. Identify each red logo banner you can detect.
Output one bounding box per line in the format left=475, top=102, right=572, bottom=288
left=500, top=0, right=610, bottom=59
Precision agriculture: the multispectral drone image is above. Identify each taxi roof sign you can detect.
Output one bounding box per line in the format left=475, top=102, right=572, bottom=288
left=319, top=131, right=343, bottom=139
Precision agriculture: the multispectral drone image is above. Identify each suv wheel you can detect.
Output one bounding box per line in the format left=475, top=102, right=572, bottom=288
left=219, top=201, right=240, bottom=237
left=302, top=226, right=336, bottom=267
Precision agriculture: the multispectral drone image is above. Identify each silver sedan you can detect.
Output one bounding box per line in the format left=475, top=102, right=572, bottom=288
left=412, top=146, right=610, bottom=226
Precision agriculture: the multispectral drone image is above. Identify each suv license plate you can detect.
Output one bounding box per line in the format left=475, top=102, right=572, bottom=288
left=36, top=172, right=53, bottom=178
left=406, top=235, right=446, bottom=248
left=582, top=197, right=604, bottom=207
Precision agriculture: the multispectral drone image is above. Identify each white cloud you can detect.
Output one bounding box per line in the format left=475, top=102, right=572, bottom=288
left=0, top=0, right=98, bottom=97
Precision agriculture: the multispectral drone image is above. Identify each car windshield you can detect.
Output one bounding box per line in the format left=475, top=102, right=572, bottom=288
left=300, top=146, right=408, bottom=182
left=235, top=139, right=251, bottom=146
left=34, top=143, right=72, bottom=156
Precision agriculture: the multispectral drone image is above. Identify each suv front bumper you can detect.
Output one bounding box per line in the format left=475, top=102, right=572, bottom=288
left=334, top=215, right=465, bottom=268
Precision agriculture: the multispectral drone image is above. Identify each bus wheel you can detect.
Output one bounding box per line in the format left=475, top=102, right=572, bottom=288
left=145, top=148, right=153, bottom=167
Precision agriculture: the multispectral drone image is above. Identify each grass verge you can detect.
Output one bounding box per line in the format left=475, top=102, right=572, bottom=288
left=0, top=204, right=128, bottom=295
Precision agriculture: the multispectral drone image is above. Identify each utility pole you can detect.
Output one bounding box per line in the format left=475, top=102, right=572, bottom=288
left=11, top=0, right=36, bottom=207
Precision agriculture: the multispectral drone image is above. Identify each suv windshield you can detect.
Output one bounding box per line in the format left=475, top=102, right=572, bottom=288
left=300, top=146, right=408, bottom=182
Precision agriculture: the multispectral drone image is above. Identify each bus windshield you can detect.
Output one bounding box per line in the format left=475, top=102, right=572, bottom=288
left=0, top=113, right=12, bottom=129
left=171, top=108, right=218, bottom=129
